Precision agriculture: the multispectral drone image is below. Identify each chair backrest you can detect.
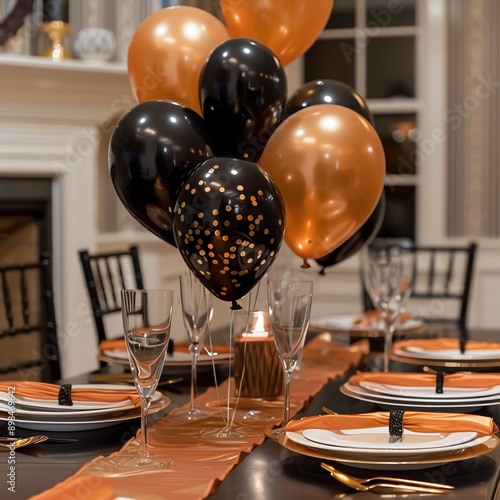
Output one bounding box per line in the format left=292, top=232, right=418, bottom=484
left=362, top=241, right=477, bottom=329
left=78, top=246, right=144, bottom=343
left=0, top=253, right=61, bottom=382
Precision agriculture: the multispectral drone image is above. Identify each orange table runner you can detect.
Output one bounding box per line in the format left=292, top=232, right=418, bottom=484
left=32, top=337, right=367, bottom=500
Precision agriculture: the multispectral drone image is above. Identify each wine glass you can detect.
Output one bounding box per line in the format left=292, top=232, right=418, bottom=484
left=171, top=272, right=213, bottom=421
left=121, top=288, right=174, bottom=468
left=266, top=279, right=314, bottom=439
left=360, top=244, right=415, bottom=371
left=370, top=238, right=416, bottom=327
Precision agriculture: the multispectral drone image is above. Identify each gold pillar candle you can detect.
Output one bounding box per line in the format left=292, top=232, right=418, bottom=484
left=233, top=311, right=283, bottom=399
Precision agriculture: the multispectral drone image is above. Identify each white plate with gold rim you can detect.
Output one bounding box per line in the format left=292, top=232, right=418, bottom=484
left=302, top=427, right=476, bottom=450
left=0, top=390, right=162, bottom=418
left=279, top=432, right=499, bottom=470
left=359, top=380, right=500, bottom=399
left=310, top=314, right=425, bottom=334
left=0, top=393, right=170, bottom=432
left=286, top=429, right=489, bottom=456
left=0, top=384, right=140, bottom=412
left=394, top=346, right=500, bottom=361
left=102, top=348, right=231, bottom=366
left=340, top=383, right=499, bottom=412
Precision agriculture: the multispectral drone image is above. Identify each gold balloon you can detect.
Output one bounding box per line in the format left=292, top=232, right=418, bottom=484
left=259, top=104, right=386, bottom=265
left=220, top=0, right=334, bottom=67
left=127, top=6, right=229, bottom=115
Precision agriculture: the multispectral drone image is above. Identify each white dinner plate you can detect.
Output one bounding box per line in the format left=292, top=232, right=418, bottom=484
left=394, top=346, right=500, bottom=361
left=340, top=383, right=500, bottom=412
left=0, top=384, right=141, bottom=412
left=0, top=391, right=162, bottom=418
left=0, top=393, right=170, bottom=432
left=359, top=381, right=500, bottom=401
left=302, top=427, right=476, bottom=450
left=286, top=430, right=490, bottom=456
left=102, top=348, right=232, bottom=366
left=279, top=432, right=499, bottom=470
left=310, top=314, right=425, bottom=333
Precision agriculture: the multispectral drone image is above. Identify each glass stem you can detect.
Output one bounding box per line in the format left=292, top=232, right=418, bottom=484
left=140, top=396, right=152, bottom=463
left=282, top=369, right=292, bottom=428
left=383, top=320, right=396, bottom=372
left=190, top=346, right=199, bottom=411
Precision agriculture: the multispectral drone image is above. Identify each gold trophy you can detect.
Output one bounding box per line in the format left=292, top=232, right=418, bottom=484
left=39, top=0, right=71, bottom=61
left=40, top=20, right=71, bottom=61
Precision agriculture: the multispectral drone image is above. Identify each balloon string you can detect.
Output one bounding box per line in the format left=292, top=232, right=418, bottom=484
left=231, top=300, right=242, bottom=310
left=301, top=259, right=311, bottom=269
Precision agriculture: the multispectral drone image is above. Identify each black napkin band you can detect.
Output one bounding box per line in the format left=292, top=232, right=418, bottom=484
left=435, top=371, right=445, bottom=394
left=389, top=409, right=404, bottom=441
left=58, top=384, right=73, bottom=406
left=167, top=339, right=174, bottom=356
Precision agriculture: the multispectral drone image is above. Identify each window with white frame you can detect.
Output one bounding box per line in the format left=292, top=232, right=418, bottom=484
left=303, top=0, right=420, bottom=241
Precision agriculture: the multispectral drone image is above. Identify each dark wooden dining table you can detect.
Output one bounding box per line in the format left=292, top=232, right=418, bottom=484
left=1, top=325, right=500, bottom=500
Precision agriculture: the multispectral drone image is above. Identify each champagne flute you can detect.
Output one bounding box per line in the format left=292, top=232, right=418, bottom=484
left=171, top=272, right=213, bottom=421
left=360, top=244, right=414, bottom=372
left=121, top=289, right=174, bottom=468
left=267, top=280, right=314, bottom=439
left=370, top=238, right=416, bottom=327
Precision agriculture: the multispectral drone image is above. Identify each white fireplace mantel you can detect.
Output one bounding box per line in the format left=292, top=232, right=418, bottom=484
left=0, top=54, right=134, bottom=378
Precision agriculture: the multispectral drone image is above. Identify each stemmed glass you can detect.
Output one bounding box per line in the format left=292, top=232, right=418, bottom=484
left=267, top=280, right=314, bottom=439
left=171, top=272, right=213, bottom=421
left=360, top=244, right=415, bottom=372
left=121, top=288, right=174, bottom=469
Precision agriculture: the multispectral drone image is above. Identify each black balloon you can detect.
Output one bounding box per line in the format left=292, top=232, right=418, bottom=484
left=286, top=79, right=374, bottom=124
left=109, top=100, right=213, bottom=247
left=315, top=192, right=386, bottom=272
left=173, top=157, right=285, bottom=303
left=199, top=38, right=287, bottom=162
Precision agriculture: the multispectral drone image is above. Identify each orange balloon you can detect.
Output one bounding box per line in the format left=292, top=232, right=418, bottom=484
left=127, top=7, right=229, bottom=115
left=220, top=0, right=334, bottom=67
left=259, top=104, right=386, bottom=265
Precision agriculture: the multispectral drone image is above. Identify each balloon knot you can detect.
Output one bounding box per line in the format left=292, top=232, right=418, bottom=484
left=301, top=260, right=311, bottom=269
left=319, top=267, right=326, bottom=276
left=231, top=300, right=242, bottom=311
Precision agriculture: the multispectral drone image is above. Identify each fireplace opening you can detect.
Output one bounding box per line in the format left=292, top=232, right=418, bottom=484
left=0, top=178, right=52, bottom=258
left=0, top=178, right=53, bottom=380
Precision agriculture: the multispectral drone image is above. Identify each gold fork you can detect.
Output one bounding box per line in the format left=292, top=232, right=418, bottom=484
left=321, top=406, right=338, bottom=415
left=321, top=462, right=454, bottom=492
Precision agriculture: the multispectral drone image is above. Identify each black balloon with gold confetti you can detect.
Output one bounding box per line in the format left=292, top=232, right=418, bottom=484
left=173, top=157, right=285, bottom=305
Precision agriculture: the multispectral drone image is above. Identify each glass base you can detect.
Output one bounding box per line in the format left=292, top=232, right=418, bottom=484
left=200, top=426, right=246, bottom=440
left=234, top=409, right=276, bottom=424
left=266, top=426, right=285, bottom=440
left=115, top=455, right=173, bottom=471
left=169, top=407, right=212, bottom=422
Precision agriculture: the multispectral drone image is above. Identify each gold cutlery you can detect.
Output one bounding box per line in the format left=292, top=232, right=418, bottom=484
left=0, top=436, right=78, bottom=449
left=0, top=436, right=48, bottom=449
left=321, top=406, right=338, bottom=415
left=423, top=366, right=472, bottom=375
left=321, top=462, right=454, bottom=493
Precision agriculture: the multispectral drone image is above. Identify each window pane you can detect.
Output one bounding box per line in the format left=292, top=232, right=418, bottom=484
left=304, top=39, right=355, bottom=87
left=378, top=185, right=416, bottom=240
left=366, top=0, right=416, bottom=27
left=366, top=36, right=415, bottom=98
left=326, top=0, right=355, bottom=29
left=374, top=114, right=418, bottom=175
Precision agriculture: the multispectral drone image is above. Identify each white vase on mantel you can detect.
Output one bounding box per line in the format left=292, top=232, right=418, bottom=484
left=74, top=27, right=117, bottom=62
